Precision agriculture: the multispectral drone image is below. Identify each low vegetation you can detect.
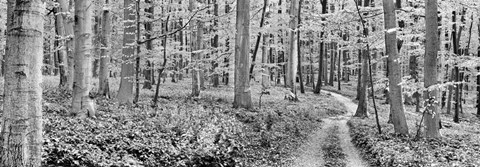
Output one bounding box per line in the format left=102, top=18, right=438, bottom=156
left=330, top=81, right=480, bottom=166
left=41, top=77, right=346, bottom=166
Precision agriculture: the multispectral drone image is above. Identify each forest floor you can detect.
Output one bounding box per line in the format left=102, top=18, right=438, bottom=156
left=288, top=90, right=368, bottom=167
left=323, top=79, right=480, bottom=166
left=33, top=75, right=352, bottom=167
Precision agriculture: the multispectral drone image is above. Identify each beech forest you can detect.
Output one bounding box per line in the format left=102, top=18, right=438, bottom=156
left=0, top=0, right=480, bottom=166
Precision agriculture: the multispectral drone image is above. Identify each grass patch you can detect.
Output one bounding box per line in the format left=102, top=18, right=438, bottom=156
left=322, top=125, right=346, bottom=167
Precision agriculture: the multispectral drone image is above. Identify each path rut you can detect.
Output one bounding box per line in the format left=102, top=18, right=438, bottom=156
left=288, top=90, right=368, bottom=167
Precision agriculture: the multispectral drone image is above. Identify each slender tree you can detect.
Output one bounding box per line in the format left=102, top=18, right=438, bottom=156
left=424, top=0, right=441, bottom=138
left=190, top=0, right=201, bottom=97
left=383, top=0, right=408, bottom=134
left=286, top=0, right=300, bottom=91
left=117, top=0, right=137, bottom=104
left=233, top=0, right=253, bottom=109
left=143, top=0, right=155, bottom=89
left=249, top=0, right=269, bottom=80
left=314, top=0, right=328, bottom=94
left=55, top=0, right=69, bottom=89
left=98, top=0, right=112, bottom=97
left=298, top=0, right=305, bottom=94
left=0, top=0, right=44, bottom=165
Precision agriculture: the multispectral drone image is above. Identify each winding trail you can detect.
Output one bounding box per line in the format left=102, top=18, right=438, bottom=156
left=289, top=90, right=369, bottom=167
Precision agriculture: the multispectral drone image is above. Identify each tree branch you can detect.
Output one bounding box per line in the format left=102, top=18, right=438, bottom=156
left=138, top=6, right=209, bottom=45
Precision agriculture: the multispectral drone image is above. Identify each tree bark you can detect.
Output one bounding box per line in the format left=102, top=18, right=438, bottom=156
left=143, top=0, right=154, bottom=89
left=117, top=0, right=136, bottom=104
left=190, top=0, right=201, bottom=97
left=286, top=0, right=300, bottom=92
left=72, top=0, right=95, bottom=117
left=98, top=0, right=112, bottom=97
left=383, top=0, right=408, bottom=134
left=424, top=0, right=441, bottom=138
left=313, top=0, right=327, bottom=94
left=329, top=43, right=335, bottom=86
left=212, top=0, right=220, bottom=87
left=233, top=0, right=253, bottom=109
left=55, top=1, right=69, bottom=89
left=249, top=0, right=269, bottom=80
left=0, top=0, right=44, bottom=165
left=134, top=0, right=141, bottom=104
left=355, top=49, right=369, bottom=118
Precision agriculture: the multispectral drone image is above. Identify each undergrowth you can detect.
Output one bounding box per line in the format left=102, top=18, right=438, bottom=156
left=41, top=78, right=344, bottom=166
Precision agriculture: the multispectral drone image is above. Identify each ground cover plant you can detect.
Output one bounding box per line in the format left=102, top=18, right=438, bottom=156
left=40, top=77, right=346, bottom=166
left=332, top=80, right=480, bottom=166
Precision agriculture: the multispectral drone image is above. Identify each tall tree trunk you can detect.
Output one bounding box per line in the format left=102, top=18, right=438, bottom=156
left=337, top=48, right=341, bottom=90
left=55, top=1, right=69, bottom=88
left=153, top=16, right=170, bottom=106
left=134, top=0, right=141, bottom=104
left=143, top=0, right=154, bottom=89
left=424, top=0, right=441, bottom=138
left=117, top=0, right=136, bottom=104
left=262, top=34, right=270, bottom=88
left=233, top=0, right=253, bottom=109
left=249, top=0, right=269, bottom=80
left=212, top=0, right=220, bottom=87
left=452, top=10, right=460, bottom=123
left=190, top=0, right=201, bottom=97
left=58, top=0, right=75, bottom=90
left=356, top=49, right=362, bottom=100
left=383, top=0, right=408, bottom=134
left=297, top=0, right=305, bottom=94
left=72, top=0, right=96, bottom=117
left=314, top=0, right=327, bottom=94
left=477, top=19, right=480, bottom=117
left=0, top=0, right=44, bottom=165
left=286, top=0, right=300, bottom=92
left=329, top=43, right=335, bottom=86
left=355, top=49, right=369, bottom=118
left=98, top=0, right=112, bottom=97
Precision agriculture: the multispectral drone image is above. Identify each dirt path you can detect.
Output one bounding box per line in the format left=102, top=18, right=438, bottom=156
left=288, top=91, right=368, bottom=167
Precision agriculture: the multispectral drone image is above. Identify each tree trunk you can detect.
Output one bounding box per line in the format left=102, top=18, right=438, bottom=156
left=424, top=0, right=441, bottom=138
left=143, top=0, right=154, bottom=89
left=337, top=48, right=341, bottom=90
left=452, top=10, right=460, bottom=123
left=134, top=0, right=141, bottom=104
left=329, top=43, right=335, bottom=86
left=212, top=0, right=220, bottom=87
left=313, top=0, right=327, bottom=94
left=297, top=0, right=305, bottom=94
left=72, top=0, right=96, bottom=117
left=98, top=0, right=112, bottom=97
left=383, top=0, right=408, bottom=134
left=249, top=0, right=269, bottom=80
left=55, top=1, right=69, bottom=89
left=355, top=49, right=369, bottom=118
left=314, top=41, right=324, bottom=94
left=446, top=69, right=454, bottom=114
left=117, top=0, right=136, bottom=104
left=0, top=0, right=44, bottom=165
left=356, top=49, right=362, bottom=100
left=233, top=0, right=253, bottom=109
left=190, top=0, right=201, bottom=97
left=286, top=0, right=300, bottom=93
left=262, top=34, right=270, bottom=88
left=58, top=0, right=75, bottom=90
